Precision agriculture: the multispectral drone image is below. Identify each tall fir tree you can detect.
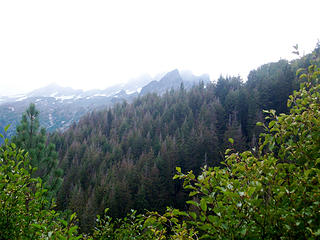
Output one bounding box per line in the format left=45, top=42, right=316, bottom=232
left=12, top=103, right=63, bottom=201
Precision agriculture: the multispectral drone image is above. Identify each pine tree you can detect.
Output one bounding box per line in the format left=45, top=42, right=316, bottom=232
left=12, top=103, right=63, bottom=201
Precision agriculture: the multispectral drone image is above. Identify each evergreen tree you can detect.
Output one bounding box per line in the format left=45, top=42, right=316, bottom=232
left=12, top=103, right=63, bottom=201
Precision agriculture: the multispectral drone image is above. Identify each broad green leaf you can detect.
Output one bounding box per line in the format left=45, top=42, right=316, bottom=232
left=189, top=212, right=197, bottom=220
left=208, top=215, right=215, bottom=224
left=186, top=200, right=199, bottom=207
left=247, top=186, right=256, bottom=197
left=70, top=212, right=77, bottom=221
left=200, top=198, right=207, bottom=212
left=4, top=124, right=10, bottom=132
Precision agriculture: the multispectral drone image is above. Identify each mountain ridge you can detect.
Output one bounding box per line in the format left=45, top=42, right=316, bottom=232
left=0, top=69, right=211, bottom=138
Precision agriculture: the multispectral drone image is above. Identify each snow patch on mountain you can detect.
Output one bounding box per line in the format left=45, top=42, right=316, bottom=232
left=55, top=95, right=75, bottom=101
left=16, top=95, right=28, bottom=101
left=125, top=89, right=136, bottom=95
left=93, top=93, right=108, bottom=97
left=50, top=92, right=58, bottom=97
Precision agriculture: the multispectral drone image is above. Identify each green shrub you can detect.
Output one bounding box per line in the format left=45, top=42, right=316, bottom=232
left=0, top=130, right=82, bottom=240
left=172, top=63, right=320, bottom=239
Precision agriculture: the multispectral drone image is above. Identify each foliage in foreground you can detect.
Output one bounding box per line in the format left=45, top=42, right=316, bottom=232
left=0, top=132, right=81, bottom=239
left=0, top=61, right=319, bottom=239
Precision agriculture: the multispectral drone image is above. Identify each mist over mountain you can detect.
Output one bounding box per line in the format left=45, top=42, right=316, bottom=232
left=0, top=69, right=211, bottom=138
left=28, top=83, right=83, bottom=98
left=141, top=69, right=210, bottom=95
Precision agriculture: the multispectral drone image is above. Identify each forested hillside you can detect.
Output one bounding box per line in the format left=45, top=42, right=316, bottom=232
left=1, top=46, right=319, bottom=239
left=47, top=47, right=319, bottom=231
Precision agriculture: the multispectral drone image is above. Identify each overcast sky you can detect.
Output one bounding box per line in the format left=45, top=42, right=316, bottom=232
left=0, top=0, right=319, bottom=95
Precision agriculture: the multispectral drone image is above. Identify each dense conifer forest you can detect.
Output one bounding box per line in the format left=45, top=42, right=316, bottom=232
left=46, top=47, right=318, bottom=231
left=1, top=46, right=319, bottom=239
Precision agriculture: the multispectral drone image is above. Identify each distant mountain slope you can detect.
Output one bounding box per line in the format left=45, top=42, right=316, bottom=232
left=0, top=70, right=211, bottom=138
left=141, top=69, right=210, bottom=95
left=28, top=83, right=83, bottom=98
left=140, top=69, right=183, bottom=95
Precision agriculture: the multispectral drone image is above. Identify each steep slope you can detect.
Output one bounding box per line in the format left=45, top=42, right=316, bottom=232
left=53, top=83, right=222, bottom=231
left=48, top=55, right=310, bottom=231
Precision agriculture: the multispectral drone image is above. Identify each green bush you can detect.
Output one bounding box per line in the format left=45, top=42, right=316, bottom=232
left=171, top=63, right=320, bottom=239
left=0, top=130, right=82, bottom=240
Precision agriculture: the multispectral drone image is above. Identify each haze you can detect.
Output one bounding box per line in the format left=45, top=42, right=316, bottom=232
left=0, top=0, right=319, bottom=95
